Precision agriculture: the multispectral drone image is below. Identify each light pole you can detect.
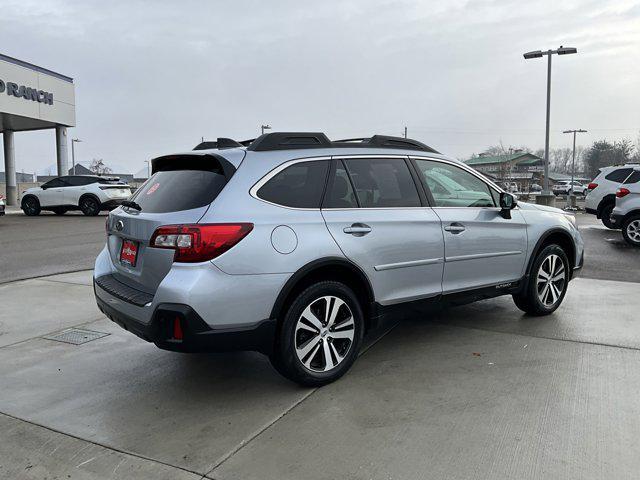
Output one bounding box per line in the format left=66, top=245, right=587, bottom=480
left=563, top=129, right=587, bottom=208
left=523, top=46, right=577, bottom=202
left=71, top=138, right=82, bottom=175
left=261, top=124, right=271, bottom=135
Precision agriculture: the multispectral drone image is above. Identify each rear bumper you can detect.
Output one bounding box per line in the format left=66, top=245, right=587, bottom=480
left=95, top=285, right=276, bottom=354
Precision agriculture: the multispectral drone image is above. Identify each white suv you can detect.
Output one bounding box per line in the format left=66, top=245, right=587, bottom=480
left=552, top=180, right=587, bottom=196
left=21, top=175, right=132, bottom=216
left=611, top=167, right=640, bottom=246
left=585, top=164, right=640, bottom=228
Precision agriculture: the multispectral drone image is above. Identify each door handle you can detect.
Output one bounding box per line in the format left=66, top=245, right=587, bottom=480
left=343, top=223, right=372, bottom=236
left=444, top=223, right=466, bottom=234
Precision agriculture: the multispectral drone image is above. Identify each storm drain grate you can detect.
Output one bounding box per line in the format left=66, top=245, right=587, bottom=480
left=43, top=328, right=110, bottom=345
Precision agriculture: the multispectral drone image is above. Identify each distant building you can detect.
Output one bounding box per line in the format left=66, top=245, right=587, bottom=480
left=464, top=152, right=545, bottom=191
left=0, top=171, right=34, bottom=183
left=37, top=163, right=134, bottom=183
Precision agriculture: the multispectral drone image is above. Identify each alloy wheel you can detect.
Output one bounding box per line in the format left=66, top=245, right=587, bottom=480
left=536, top=254, right=566, bottom=307
left=627, top=220, right=640, bottom=243
left=294, top=296, right=355, bottom=372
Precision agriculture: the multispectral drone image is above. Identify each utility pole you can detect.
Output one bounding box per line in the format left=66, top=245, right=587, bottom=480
left=562, top=129, right=587, bottom=209
left=71, top=138, right=82, bottom=175
left=523, top=46, right=578, bottom=204
left=403, top=126, right=407, bottom=138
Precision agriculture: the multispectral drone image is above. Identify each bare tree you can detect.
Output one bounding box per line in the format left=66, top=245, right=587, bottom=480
left=89, top=158, right=113, bottom=176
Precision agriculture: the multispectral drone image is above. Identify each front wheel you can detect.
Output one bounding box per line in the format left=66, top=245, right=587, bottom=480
left=270, top=281, right=364, bottom=387
left=21, top=196, right=41, bottom=216
left=622, top=215, right=640, bottom=247
left=80, top=196, right=100, bottom=216
left=513, top=245, right=570, bottom=316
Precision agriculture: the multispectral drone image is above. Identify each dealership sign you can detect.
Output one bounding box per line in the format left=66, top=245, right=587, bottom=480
left=0, top=78, right=54, bottom=105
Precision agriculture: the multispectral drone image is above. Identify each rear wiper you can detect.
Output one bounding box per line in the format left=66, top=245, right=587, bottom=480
left=121, top=200, right=142, bottom=211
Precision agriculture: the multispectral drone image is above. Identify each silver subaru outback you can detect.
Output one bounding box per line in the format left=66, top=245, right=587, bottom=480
left=94, top=132, right=584, bottom=386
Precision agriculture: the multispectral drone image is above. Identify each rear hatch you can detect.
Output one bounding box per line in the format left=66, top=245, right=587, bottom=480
left=106, top=154, right=235, bottom=294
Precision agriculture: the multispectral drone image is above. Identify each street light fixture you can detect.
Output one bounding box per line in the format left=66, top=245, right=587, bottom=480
left=523, top=46, right=578, bottom=199
left=563, top=129, right=587, bottom=208
left=261, top=124, right=271, bottom=135
left=71, top=138, right=82, bottom=175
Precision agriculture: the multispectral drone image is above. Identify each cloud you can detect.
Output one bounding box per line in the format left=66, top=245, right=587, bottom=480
left=1, top=0, right=639, bottom=172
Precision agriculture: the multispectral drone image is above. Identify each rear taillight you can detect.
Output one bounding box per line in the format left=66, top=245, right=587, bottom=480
left=149, top=223, right=253, bottom=263
left=588, top=183, right=598, bottom=190
left=616, top=188, right=630, bottom=198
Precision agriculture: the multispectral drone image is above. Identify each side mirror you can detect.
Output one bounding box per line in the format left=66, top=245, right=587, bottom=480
left=499, top=192, right=517, bottom=219
left=41, top=185, right=48, bottom=190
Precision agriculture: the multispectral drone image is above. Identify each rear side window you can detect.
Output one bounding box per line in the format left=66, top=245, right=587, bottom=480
left=605, top=168, right=632, bottom=182
left=343, top=158, right=421, bottom=208
left=257, top=160, right=329, bottom=208
left=130, top=170, right=227, bottom=213
left=624, top=171, right=640, bottom=184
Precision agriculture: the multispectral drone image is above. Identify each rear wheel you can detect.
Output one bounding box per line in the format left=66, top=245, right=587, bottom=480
left=513, top=245, right=570, bottom=316
left=270, top=281, right=364, bottom=387
left=21, top=196, right=41, bottom=216
left=600, top=203, right=618, bottom=229
left=80, top=196, right=100, bottom=216
left=622, top=215, right=640, bottom=247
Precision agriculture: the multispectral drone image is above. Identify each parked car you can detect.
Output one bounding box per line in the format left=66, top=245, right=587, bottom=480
left=611, top=167, right=640, bottom=247
left=93, top=133, right=584, bottom=386
left=585, top=164, right=640, bottom=229
left=530, top=183, right=542, bottom=192
left=0, top=195, right=5, bottom=216
left=501, top=182, right=518, bottom=193
left=21, top=175, right=132, bottom=216
left=552, top=180, right=587, bottom=196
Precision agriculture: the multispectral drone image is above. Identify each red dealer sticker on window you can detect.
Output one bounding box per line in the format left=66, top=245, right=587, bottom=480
left=120, top=239, right=138, bottom=267
left=146, top=182, right=160, bottom=195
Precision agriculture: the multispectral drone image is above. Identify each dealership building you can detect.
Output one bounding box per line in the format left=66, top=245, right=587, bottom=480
left=0, top=53, right=76, bottom=205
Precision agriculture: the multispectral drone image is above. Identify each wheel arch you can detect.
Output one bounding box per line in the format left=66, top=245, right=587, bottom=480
left=270, top=257, right=376, bottom=330
left=525, top=228, right=576, bottom=281
left=20, top=193, right=39, bottom=206
left=623, top=209, right=640, bottom=223
left=596, top=194, right=616, bottom=218
left=79, top=192, right=101, bottom=206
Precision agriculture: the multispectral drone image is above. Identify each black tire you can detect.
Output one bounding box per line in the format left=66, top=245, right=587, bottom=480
left=21, top=196, right=41, bottom=216
left=80, top=196, right=100, bottom=216
left=270, top=281, right=364, bottom=387
left=52, top=207, right=67, bottom=215
left=512, top=244, right=570, bottom=316
left=600, top=203, right=618, bottom=229
left=621, top=214, right=640, bottom=247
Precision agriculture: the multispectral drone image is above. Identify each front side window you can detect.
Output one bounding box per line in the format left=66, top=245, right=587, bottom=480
left=66, top=176, right=94, bottom=186
left=257, top=160, right=329, bottom=208
left=414, top=159, right=495, bottom=208
left=342, top=158, right=421, bottom=208
left=42, top=178, right=68, bottom=188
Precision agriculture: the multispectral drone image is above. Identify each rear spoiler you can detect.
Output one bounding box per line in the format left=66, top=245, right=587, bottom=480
left=151, top=153, right=236, bottom=180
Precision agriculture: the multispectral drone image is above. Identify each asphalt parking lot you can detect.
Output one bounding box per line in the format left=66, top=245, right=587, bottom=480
left=1, top=210, right=640, bottom=479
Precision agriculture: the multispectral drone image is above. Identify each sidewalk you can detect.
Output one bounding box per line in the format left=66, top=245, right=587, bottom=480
left=1, top=272, right=640, bottom=479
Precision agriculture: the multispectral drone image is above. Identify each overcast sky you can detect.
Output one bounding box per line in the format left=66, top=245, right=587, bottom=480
left=2, top=0, right=639, bottom=174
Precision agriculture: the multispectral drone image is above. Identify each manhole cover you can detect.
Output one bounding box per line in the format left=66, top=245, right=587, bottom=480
left=43, top=328, right=110, bottom=345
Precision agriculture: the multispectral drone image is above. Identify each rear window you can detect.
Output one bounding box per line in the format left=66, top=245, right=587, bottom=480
left=623, top=171, right=640, bottom=184
left=605, top=168, right=633, bottom=182
left=257, top=160, right=329, bottom=208
left=130, top=170, right=227, bottom=213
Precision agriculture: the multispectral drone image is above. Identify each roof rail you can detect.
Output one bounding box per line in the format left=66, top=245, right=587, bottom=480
left=193, top=138, right=244, bottom=151
left=248, top=132, right=439, bottom=153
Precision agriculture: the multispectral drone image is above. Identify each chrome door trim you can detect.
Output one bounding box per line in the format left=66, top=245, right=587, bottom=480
left=445, top=250, right=523, bottom=263
left=374, top=257, right=444, bottom=272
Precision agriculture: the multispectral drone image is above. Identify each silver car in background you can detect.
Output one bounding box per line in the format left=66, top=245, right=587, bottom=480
left=94, top=133, right=584, bottom=386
